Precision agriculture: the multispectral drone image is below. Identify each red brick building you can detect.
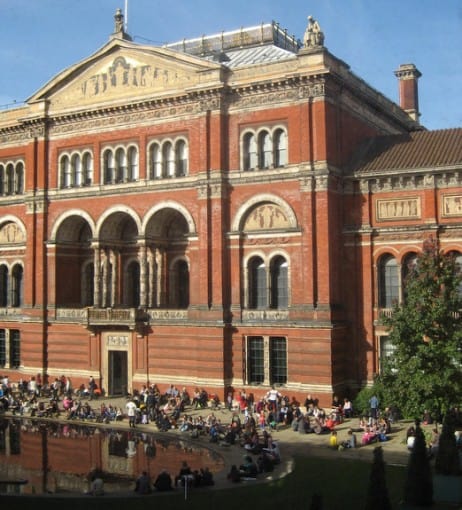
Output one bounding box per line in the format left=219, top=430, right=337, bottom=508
left=0, top=11, right=461, bottom=406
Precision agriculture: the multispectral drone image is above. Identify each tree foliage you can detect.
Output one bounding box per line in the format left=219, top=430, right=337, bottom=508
left=377, top=238, right=462, bottom=419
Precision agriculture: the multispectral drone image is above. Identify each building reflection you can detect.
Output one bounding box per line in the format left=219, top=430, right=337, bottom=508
left=0, top=418, right=224, bottom=494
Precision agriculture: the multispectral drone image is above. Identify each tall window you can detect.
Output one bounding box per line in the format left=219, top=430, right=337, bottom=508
left=379, top=335, right=395, bottom=373
left=0, top=265, right=7, bottom=307
left=402, top=252, right=418, bottom=301
left=10, top=264, right=23, bottom=307
left=10, top=329, right=20, bottom=368
left=378, top=255, right=399, bottom=308
left=270, top=337, right=287, bottom=384
left=177, top=140, right=188, bottom=176
left=248, top=257, right=267, bottom=309
left=127, top=146, right=139, bottom=181
left=0, top=329, right=5, bottom=367
left=247, top=336, right=264, bottom=384
left=259, top=131, right=272, bottom=169
left=270, top=256, right=288, bottom=308
left=150, top=143, right=162, bottom=179
left=247, top=336, right=287, bottom=385
left=274, top=129, right=287, bottom=167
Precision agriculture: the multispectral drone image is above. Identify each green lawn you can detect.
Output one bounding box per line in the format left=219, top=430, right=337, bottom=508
left=1, top=455, right=408, bottom=510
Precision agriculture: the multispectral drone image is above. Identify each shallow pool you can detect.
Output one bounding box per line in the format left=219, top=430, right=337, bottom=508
left=0, top=417, right=225, bottom=495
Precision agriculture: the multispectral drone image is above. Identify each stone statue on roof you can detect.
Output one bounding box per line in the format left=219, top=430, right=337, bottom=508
left=303, top=15, right=324, bottom=48
left=114, top=8, right=124, bottom=33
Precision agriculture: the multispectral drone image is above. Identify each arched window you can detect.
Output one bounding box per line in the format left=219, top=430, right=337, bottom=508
left=248, top=257, right=267, bottom=309
left=243, top=133, right=257, bottom=171
left=6, top=163, right=14, bottom=195
left=175, top=140, right=188, bottom=176
left=15, top=162, right=24, bottom=194
left=0, top=265, right=8, bottom=307
left=10, top=264, right=23, bottom=307
left=127, top=146, right=138, bottom=181
left=0, top=165, right=4, bottom=195
left=104, top=150, right=115, bottom=184
left=378, top=255, right=399, bottom=308
left=274, top=129, right=287, bottom=167
left=150, top=143, right=162, bottom=179
left=61, top=156, right=71, bottom=188
left=402, top=252, right=418, bottom=300
left=259, top=131, right=272, bottom=169
left=115, top=148, right=126, bottom=182
left=162, top=142, right=174, bottom=177
left=72, top=154, right=82, bottom=187
left=82, top=152, right=93, bottom=185
left=270, top=256, right=288, bottom=309
left=447, top=251, right=462, bottom=296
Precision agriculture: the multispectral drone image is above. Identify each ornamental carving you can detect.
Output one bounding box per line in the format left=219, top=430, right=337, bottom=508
left=376, top=198, right=420, bottom=221
left=442, top=195, right=462, bottom=217
left=244, top=204, right=290, bottom=231
left=0, top=222, right=25, bottom=243
left=53, top=54, right=196, bottom=108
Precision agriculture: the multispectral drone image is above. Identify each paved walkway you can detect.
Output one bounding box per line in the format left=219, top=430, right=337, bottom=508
left=99, top=396, right=416, bottom=485
left=4, top=395, right=421, bottom=492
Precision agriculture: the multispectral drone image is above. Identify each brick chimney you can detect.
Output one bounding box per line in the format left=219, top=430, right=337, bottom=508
left=394, top=64, right=421, bottom=123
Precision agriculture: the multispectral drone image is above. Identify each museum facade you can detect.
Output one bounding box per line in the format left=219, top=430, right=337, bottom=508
left=0, top=10, right=461, bottom=405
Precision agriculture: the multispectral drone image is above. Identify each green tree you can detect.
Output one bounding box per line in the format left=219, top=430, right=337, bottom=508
left=378, top=238, right=462, bottom=418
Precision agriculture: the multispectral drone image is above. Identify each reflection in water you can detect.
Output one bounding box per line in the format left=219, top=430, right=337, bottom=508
left=0, top=418, right=224, bottom=494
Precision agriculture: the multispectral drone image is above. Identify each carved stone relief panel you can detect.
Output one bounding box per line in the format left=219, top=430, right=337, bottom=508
left=0, top=222, right=25, bottom=243
left=244, top=204, right=290, bottom=231
left=442, top=194, right=462, bottom=217
left=376, top=197, right=420, bottom=221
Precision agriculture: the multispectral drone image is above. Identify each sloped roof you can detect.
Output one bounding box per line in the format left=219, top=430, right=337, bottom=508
left=164, top=21, right=299, bottom=69
left=348, top=128, right=462, bottom=175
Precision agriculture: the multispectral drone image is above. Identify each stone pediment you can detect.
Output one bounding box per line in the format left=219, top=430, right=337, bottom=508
left=28, top=40, right=222, bottom=111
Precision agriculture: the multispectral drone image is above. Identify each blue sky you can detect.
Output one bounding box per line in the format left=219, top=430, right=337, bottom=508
left=0, top=0, right=460, bottom=130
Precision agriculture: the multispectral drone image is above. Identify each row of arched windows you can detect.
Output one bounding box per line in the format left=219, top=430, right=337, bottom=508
left=57, top=127, right=290, bottom=189
left=103, top=146, right=139, bottom=184
left=0, top=161, right=24, bottom=196
left=242, top=127, right=288, bottom=171
left=60, top=152, right=93, bottom=188
left=377, top=251, right=462, bottom=308
left=0, top=264, right=24, bottom=307
left=149, top=139, right=188, bottom=179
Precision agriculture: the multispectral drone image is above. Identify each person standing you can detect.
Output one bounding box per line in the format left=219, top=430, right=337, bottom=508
left=369, top=394, right=379, bottom=421
left=126, top=398, right=137, bottom=428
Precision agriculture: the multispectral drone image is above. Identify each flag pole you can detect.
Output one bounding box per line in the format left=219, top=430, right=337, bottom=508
left=124, top=0, right=129, bottom=33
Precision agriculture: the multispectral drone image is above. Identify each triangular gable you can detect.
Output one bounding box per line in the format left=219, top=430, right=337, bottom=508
left=28, top=38, right=223, bottom=111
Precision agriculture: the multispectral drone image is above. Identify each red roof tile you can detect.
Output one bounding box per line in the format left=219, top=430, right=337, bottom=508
left=349, top=128, right=462, bottom=175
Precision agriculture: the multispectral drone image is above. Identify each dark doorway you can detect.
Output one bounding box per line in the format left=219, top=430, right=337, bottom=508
left=108, top=350, right=127, bottom=396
